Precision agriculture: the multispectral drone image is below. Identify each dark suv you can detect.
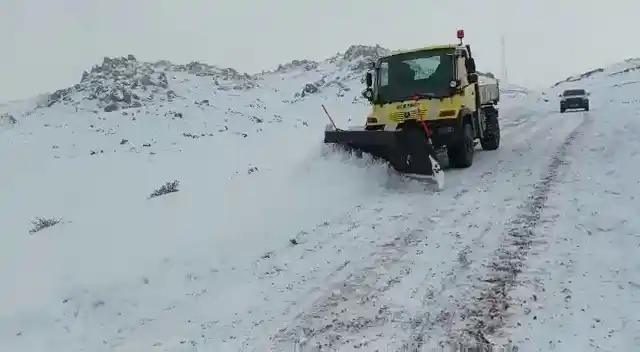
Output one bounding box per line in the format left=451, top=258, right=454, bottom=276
left=559, top=89, right=590, bottom=113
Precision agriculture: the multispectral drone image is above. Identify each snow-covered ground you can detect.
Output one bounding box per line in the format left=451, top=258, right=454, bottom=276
left=1, top=47, right=639, bottom=351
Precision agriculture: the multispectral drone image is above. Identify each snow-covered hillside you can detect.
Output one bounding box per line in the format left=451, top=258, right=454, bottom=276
left=1, top=47, right=639, bottom=351
left=551, top=57, right=640, bottom=110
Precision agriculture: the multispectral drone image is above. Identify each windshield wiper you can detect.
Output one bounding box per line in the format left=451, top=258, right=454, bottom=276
left=378, top=91, right=448, bottom=104
left=411, top=92, right=439, bottom=99
left=397, top=91, right=446, bottom=101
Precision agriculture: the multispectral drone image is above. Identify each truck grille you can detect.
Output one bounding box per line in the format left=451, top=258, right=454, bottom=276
left=389, top=109, right=428, bottom=122
left=565, top=98, right=584, bottom=104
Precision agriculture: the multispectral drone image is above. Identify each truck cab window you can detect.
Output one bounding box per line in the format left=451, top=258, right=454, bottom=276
left=376, top=49, right=455, bottom=102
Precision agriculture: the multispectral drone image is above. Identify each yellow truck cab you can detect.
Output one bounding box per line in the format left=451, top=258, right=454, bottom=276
left=324, top=30, right=500, bottom=179
left=360, top=29, right=500, bottom=168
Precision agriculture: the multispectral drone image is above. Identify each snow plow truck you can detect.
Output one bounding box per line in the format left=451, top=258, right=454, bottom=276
left=323, top=30, right=500, bottom=186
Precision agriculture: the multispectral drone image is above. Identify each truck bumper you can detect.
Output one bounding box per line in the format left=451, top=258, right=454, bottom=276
left=561, top=99, right=589, bottom=109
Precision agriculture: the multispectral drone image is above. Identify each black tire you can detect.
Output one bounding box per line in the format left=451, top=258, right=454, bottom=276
left=560, top=107, right=565, bottom=113
left=480, top=109, right=500, bottom=151
left=585, top=104, right=590, bottom=111
left=448, top=121, right=474, bottom=168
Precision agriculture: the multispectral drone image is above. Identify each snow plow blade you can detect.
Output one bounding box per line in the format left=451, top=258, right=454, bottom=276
left=324, top=124, right=443, bottom=179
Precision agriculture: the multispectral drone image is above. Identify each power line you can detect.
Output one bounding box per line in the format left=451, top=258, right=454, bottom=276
left=501, top=34, right=508, bottom=84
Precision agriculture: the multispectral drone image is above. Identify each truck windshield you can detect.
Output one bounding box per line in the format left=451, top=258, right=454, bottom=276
left=376, top=49, right=454, bottom=103
left=563, top=89, right=586, bottom=96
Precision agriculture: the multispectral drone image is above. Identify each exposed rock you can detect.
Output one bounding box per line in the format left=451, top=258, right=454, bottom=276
left=275, top=59, right=319, bottom=72
left=293, top=45, right=389, bottom=100
left=46, top=55, right=258, bottom=112
left=0, top=113, right=17, bottom=125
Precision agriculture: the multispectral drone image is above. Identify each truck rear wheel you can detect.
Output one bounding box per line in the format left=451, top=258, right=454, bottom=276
left=480, top=109, right=500, bottom=150
left=448, top=121, right=474, bottom=168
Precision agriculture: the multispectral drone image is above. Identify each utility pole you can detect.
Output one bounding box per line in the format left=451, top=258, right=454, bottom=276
left=501, top=34, right=508, bottom=84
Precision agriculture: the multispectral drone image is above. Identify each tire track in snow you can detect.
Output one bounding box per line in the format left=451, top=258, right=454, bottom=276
left=84, top=108, right=570, bottom=351
left=267, top=186, right=480, bottom=351
left=267, top=111, right=584, bottom=351
left=267, top=166, right=514, bottom=351
left=266, top=125, right=556, bottom=349
left=444, top=112, right=593, bottom=348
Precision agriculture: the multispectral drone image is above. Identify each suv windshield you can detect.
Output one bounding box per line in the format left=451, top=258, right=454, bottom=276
left=376, top=49, right=454, bottom=103
left=563, top=89, right=586, bottom=96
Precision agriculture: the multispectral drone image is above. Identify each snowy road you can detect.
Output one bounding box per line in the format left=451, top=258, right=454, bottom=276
left=3, top=55, right=640, bottom=350
left=266, top=109, right=591, bottom=351
left=5, top=99, right=639, bottom=351
left=502, top=105, right=640, bottom=351
left=3, top=103, right=618, bottom=351
left=48, top=106, right=599, bottom=352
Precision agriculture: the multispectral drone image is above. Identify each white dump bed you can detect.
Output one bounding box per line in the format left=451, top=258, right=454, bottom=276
left=478, top=75, right=500, bottom=104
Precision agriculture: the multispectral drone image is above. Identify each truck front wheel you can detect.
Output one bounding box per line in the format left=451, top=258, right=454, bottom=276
left=480, top=109, right=500, bottom=150
left=448, top=121, right=474, bottom=168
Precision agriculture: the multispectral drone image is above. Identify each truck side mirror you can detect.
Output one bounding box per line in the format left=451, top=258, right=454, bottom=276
left=465, top=58, right=476, bottom=74
left=468, top=73, right=478, bottom=84
left=365, top=72, right=373, bottom=88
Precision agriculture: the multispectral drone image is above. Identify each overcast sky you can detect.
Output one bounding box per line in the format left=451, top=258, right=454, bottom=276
left=1, top=0, right=637, bottom=102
